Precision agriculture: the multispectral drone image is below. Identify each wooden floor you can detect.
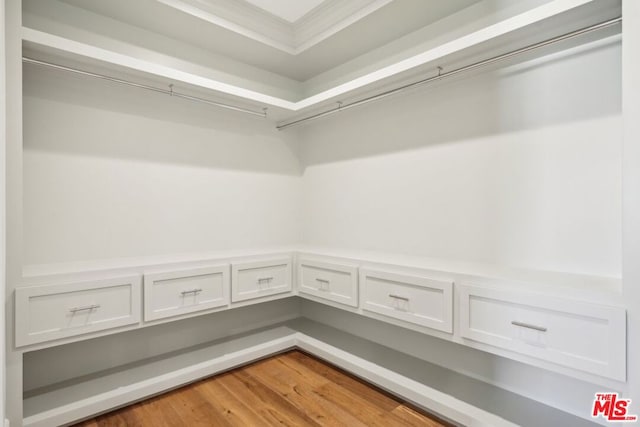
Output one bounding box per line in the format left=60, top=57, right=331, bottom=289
left=74, top=350, right=451, bottom=427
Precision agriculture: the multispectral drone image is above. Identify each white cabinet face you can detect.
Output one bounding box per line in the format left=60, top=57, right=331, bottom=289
left=144, top=265, right=229, bottom=321
left=298, top=258, right=358, bottom=307
left=459, top=284, right=626, bottom=381
left=15, top=275, right=142, bottom=347
left=231, top=257, right=292, bottom=303
left=360, top=268, right=453, bottom=333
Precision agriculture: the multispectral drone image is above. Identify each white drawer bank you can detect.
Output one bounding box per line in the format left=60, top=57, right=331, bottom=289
left=296, top=255, right=456, bottom=338
left=295, top=252, right=626, bottom=384
left=16, top=250, right=626, bottom=385
left=16, top=253, right=295, bottom=349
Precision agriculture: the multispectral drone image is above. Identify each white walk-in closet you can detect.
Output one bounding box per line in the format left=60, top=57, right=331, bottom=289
left=2, top=0, right=640, bottom=426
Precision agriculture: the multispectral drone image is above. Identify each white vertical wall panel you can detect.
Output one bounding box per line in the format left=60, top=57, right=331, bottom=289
left=22, top=66, right=303, bottom=265
left=300, top=39, right=622, bottom=278
left=622, top=0, right=640, bottom=414
left=0, top=0, right=6, bottom=421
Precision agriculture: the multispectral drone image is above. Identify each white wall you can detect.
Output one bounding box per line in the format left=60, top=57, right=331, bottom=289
left=0, top=0, right=6, bottom=421
left=5, top=0, right=23, bottom=422
left=299, top=37, right=622, bottom=278
left=22, top=65, right=303, bottom=266
left=296, top=33, right=624, bottom=426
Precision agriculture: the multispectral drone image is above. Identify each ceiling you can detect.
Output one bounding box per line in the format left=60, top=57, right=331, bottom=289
left=243, top=0, right=326, bottom=23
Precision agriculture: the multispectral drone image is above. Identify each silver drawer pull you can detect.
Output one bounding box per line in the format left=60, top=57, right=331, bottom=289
left=511, top=321, right=547, bottom=332
left=69, top=304, right=100, bottom=313
left=389, top=294, right=409, bottom=302
left=181, top=288, right=203, bottom=296
left=257, top=277, right=273, bottom=284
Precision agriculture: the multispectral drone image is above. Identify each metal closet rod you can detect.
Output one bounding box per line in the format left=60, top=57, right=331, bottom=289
left=276, top=16, right=622, bottom=131
left=22, top=57, right=268, bottom=118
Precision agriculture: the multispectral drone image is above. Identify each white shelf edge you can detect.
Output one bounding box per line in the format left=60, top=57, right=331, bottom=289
left=295, top=246, right=622, bottom=299
left=21, top=27, right=298, bottom=111
left=20, top=246, right=622, bottom=301
left=21, top=246, right=298, bottom=280
left=21, top=0, right=611, bottom=115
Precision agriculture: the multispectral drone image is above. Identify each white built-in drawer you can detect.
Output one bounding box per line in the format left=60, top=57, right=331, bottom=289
left=360, top=268, right=453, bottom=333
left=298, top=258, right=358, bottom=307
left=15, top=275, right=142, bottom=347
left=144, top=265, right=229, bottom=321
left=459, top=284, right=626, bottom=381
left=231, top=257, right=292, bottom=303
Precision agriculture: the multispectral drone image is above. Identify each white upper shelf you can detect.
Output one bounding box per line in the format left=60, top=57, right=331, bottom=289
left=22, top=27, right=298, bottom=110
left=21, top=0, right=621, bottom=118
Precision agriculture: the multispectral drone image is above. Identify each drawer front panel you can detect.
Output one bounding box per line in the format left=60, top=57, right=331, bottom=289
left=15, top=275, right=141, bottom=347
left=361, top=269, right=453, bottom=333
left=298, top=259, right=358, bottom=307
left=144, top=265, right=229, bottom=321
left=460, top=285, right=626, bottom=380
left=232, top=257, right=292, bottom=302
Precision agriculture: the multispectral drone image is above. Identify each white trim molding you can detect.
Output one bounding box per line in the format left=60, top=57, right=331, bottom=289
left=155, top=0, right=391, bottom=55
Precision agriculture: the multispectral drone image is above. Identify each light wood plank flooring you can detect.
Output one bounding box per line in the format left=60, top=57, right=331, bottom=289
left=74, top=350, right=452, bottom=427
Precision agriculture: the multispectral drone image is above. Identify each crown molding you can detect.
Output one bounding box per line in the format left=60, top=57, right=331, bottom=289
left=155, top=0, right=391, bottom=55
left=156, top=0, right=297, bottom=53
left=293, top=0, right=393, bottom=52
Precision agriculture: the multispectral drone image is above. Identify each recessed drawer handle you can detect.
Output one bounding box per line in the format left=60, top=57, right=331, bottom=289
left=511, top=321, right=547, bottom=332
left=69, top=304, right=100, bottom=313
left=257, top=277, right=274, bottom=284
left=389, top=294, right=409, bottom=302
left=181, top=288, right=203, bottom=296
